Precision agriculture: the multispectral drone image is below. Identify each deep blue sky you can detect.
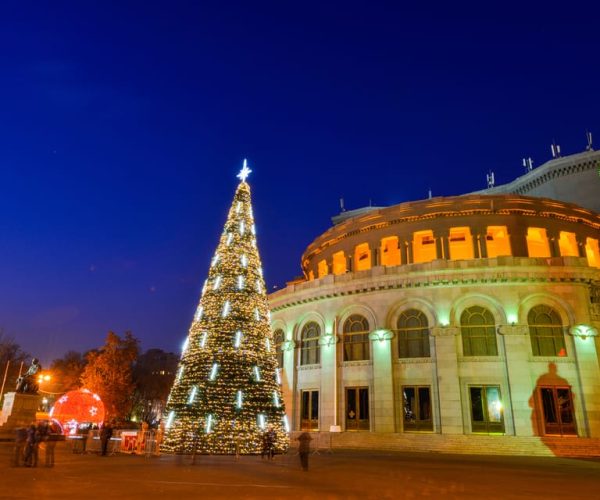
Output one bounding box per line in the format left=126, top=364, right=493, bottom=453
left=1, top=1, right=598, bottom=363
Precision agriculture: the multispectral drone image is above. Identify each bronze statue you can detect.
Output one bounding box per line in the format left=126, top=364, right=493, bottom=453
left=16, top=358, right=42, bottom=394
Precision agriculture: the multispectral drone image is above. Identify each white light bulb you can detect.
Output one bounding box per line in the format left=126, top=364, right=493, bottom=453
left=241, top=255, right=248, bottom=268
left=283, top=415, right=290, bottom=432
left=273, top=391, right=280, bottom=407
left=251, top=224, right=256, bottom=235
left=211, top=254, right=219, bottom=267
left=166, top=411, right=175, bottom=429
left=213, top=275, right=222, bottom=290
left=194, top=306, right=203, bottom=322
left=254, top=366, right=261, bottom=381
left=181, top=338, right=189, bottom=353
left=255, top=279, right=262, bottom=293
left=177, top=366, right=184, bottom=381
left=206, top=414, right=213, bottom=433
left=209, top=363, right=218, bottom=381
left=234, top=330, right=242, bottom=348
left=258, top=266, right=263, bottom=277
left=239, top=221, right=245, bottom=235
left=236, top=390, right=243, bottom=409
left=251, top=239, right=256, bottom=248
left=226, top=233, right=233, bottom=246
left=258, top=413, right=266, bottom=430
left=222, top=300, right=230, bottom=317
left=202, top=280, right=208, bottom=295
left=265, top=338, right=271, bottom=351
left=200, top=331, right=208, bottom=348
left=236, top=201, right=242, bottom=213
left=188, top=386, right=198, bottom=405
left=275, top=369, right=281, bottom=385
left=238, top=275, right=244, bottom=290
left=254, top=308, right=260, bottom=321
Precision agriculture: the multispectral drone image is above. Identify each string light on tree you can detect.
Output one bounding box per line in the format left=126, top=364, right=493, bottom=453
left=163, top=159, right=288, bottom=454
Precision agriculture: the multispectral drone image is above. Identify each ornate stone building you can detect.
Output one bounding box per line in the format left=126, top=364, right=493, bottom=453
left=269, top=191, right=600, bottom=454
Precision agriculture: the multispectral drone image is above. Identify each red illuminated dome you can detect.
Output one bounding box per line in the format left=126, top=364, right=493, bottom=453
left=49, top=389, right=105, bottom=434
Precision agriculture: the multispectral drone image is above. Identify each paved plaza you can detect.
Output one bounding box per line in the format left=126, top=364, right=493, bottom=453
left=1, top=442, right=600, bottom=499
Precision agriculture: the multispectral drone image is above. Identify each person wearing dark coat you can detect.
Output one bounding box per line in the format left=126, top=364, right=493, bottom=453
left=100, top=421, right=114, bottom=456
left=13, top=427, right=27, bottom=467
left=297, top=432, right=312, bottom=471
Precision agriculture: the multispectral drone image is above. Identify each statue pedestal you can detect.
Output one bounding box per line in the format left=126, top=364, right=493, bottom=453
left=0, top=392, right=41, bottom=438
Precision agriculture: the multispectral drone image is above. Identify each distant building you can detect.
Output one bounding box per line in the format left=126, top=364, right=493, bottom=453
left=269, top=150, right=600, bottom=456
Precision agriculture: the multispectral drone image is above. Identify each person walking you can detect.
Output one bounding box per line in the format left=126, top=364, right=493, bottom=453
left=13, top=427, right=27, bottom=467
left=45, top=422, right=59, bottom=467
left=100, top=421, right=114, bottom=456
left=297, top=432, right=312, bottom=472
left=23, top=423, right=40, bottom=467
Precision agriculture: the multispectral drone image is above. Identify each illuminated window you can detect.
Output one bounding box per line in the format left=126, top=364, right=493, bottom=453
left=469, top=385, right=504, bottom=433
left=300, top=322, right=320, bottom=365
left=448, top=227, right=474, bottom=260
left=354, top=243, right=371, bottom=271
left=528, top=305, right=566, bottom=357
left=586, top=238, right=600, bottom=268
left=273, top=329, right=285, bottom=368
left=317, top=259, right=328, bottom=278
left=402, top=386, right=433, bottom=431
left=332, top=251, right=347, bottom=275
left=342, top=315, right=370, bottom=361
left=558, top=232, right=578, bottom=257
left=397, top=309, right=430, bottom=358
left=300, top=390, right=319, bottom=430
left=412, top=230, right=437, bottom=263
left=526, top=227, right=551, bottom=258
left=486, top=226, right=511, bottom=258
left=380, top=236, right=401, bottom=267
left=308, top=270, right=315, bottom=281
left=460, top=306, right=498, bottom=356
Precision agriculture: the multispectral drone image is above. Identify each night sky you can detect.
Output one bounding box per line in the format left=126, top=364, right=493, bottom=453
left=1, top=2, right=598, bottom=363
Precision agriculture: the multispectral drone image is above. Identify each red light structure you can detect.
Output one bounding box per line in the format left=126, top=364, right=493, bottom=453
left=49, top=388, right=105, bottom=435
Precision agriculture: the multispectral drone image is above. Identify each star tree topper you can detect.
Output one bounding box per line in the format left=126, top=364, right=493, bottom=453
left=237, top=159, right=252, bottom=182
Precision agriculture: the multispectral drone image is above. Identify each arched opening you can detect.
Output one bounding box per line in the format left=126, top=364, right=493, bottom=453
left=586, top=237, right=600, bottom=268
left=342, top=314, right=370, bottom=361
left=380, top=236, right=401, bottom=267
left=448, top=227, right=474, bottom=260
left=332, top=251, right=347, bottom=275
left=558, top=231, right=578, bottom=257
left=526, top=227, right=551, bottom=258
left=486, top=226, right=511, bottom=257
left=396, top=309, right=430, bottom=358
left=300, top=322, right=321, bottom=365
left=317, top=259, right=328, bottom=278
left=412, top=230, right=436, bottom=263
left=528, top=305, right=566, bottom=357
left=354, top=243, right=371, bottom=271
left=460, top=306, right=498, bottom=356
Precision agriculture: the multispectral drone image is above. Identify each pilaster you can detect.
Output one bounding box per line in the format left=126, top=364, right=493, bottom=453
left=368, top=329, right=395, bottom=432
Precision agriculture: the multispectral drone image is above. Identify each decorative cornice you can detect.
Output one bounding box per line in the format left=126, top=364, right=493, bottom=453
left=498, top=324, right=529, bottom=336
left=430, top=326, right=460, bottom=337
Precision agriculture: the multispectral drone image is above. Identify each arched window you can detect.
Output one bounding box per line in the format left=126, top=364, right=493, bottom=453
left=460, top=306, right=498, bottom=356
left=397, top=309, right=430, bottom=358
left=273, top=329, right=285, bottom=368
left=528, top=305, right=566, bottom=357
left=343, top=315, right=370, bottom=361
left=300, top=322, right=321, bottom=365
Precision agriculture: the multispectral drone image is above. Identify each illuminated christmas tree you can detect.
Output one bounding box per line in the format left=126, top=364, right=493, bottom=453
left=163, top=161, right=289, bottom=454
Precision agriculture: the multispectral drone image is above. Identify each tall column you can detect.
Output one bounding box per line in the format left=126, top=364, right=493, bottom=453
left=406, top=239, right=414, bottom=264
left=346, top=254, right=353, bottom=273
left=498, top=325, right=534, bottom=436
left=436, top=230, right=450, bottom=260
left=547, top=229, right=561, bottom=258
left=431, top=326, right=462, bottom=434
left=368, top=330, right=395, bottom=432
left=282, top=339, right=297, bottom=430
left=372, top=246, right=379, bottom=268
left=576, top=234, right=588, bottom=258
left=509, top=226, right=529, bottom=257
left=472, top=227, right=487, bottom=259
left=570, top=325, right=600, bottom=437
left=399, top=238, right=408, bottom=265
left=319, top=332, right=338, bottom=431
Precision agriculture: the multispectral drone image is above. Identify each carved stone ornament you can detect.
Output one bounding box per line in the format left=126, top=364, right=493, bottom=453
left=430, top=326, right=460, bottom=337
left=368, top=329, right=394, bottom=342
left=568, top=324, right=599, bottom=338
left=497, top=324, right=529, bottom=336
left=282, top=340, right=296, bottom=352
left=318, top=334, right=339, bottom=346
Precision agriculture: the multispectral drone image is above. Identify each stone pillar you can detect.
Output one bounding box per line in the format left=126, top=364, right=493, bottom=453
left=399, top=238, right=408, bottom=265
left=346, top=254, right=353, bottom=273
left=547, top=229, right=561, bottom=258
left=576, top=234, right=588, bottom=258
left=471, top=233, right=481, bottom=259
left=472, top=227, right=487, bottom=259
left=509, top=226, right=529, bottom=257
left=281, top=339, right=296, bottom=429
left=319, top=333, right=338, bottom=430
left=368, top=330, right=395, bottom=432
left=372, top=246, right=379, bottom=268
left=498, top=325, right=534, bottom=436
left=430, top=326, right=462, bottom=434
left=406, top=239, right=414, bottom=264
left=569, top=325, right=600, bottom=437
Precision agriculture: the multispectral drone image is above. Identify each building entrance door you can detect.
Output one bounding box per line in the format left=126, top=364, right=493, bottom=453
left=300, top=390, right=319, bottom=430
left=539, top=386, right=576, bottom=435
left=346, top=387, right=369, bottom=430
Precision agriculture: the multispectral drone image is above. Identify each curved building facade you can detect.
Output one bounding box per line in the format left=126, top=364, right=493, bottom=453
left=269, top=194, right=600, bottom=453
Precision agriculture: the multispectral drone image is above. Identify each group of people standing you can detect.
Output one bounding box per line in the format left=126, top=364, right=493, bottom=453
left=14, top=421, right=59, bottom=467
